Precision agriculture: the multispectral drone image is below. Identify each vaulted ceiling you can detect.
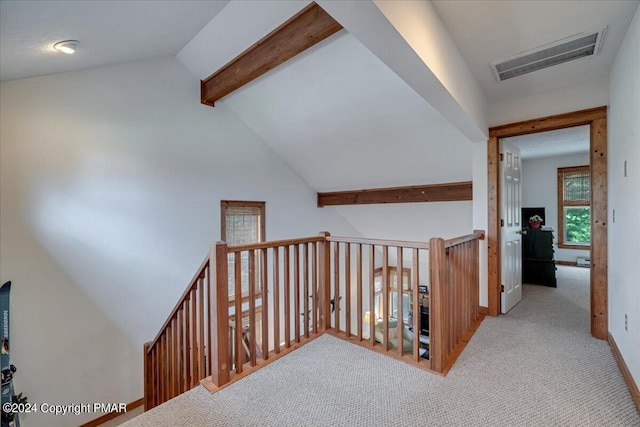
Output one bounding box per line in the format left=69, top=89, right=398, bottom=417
left=431, top=0, right=639, bottom=103
left=0, top=0, right=229, bottom=81
left=1, top=0, right=637, bottom=197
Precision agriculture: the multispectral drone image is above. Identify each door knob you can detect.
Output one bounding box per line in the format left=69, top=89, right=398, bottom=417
left=517, top=229, right=527, bottom=235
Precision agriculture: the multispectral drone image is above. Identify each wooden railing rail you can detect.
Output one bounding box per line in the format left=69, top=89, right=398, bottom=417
left=443, top=230, right=485, bottom=248
left=145, top=229, right=486, bottom=409
left=326, top=235, right=430, bottom=250
left=429, top=230, right=485, bottom=374
left=226, top=236, right=325, bottom=252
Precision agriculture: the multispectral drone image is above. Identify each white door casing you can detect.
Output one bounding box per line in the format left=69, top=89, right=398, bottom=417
left=500, top=140, right=523, bottom=313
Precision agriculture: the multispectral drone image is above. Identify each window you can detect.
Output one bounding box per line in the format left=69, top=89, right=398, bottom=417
left=221, top=201, right=265, bottom=244
left=221, top=201, right=265, bottom=300
left=373, top=267, right=412, bottom=323
left=557, top=166, right=590, bottom=249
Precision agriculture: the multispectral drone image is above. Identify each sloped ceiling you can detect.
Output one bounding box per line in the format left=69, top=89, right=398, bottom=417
left=431, top=0, right=640, bottom=103
left=0, top=0, right=229, bottom=81
left=223, top=31, right=473, bottom=192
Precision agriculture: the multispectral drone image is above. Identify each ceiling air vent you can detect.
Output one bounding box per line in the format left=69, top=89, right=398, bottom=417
left=490, top=27, right=606, bottom=82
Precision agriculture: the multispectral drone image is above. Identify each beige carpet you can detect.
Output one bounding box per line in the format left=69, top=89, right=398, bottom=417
left=121, top=266, right=639, bottom=426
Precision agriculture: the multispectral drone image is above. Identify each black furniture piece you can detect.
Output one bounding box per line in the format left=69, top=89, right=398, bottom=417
left=522, top=228, right=557, bottom=287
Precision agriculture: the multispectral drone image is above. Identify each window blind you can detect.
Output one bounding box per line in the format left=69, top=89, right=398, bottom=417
left=225, top=206, right=261, bottom=245
left=563, top=169, right=590, bottom=203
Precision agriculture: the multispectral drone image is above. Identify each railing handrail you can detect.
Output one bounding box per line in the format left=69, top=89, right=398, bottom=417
left=326, top=235, right=430, bottom=250
left=444, top=230, right=485, bottom=248
left=226, top=236, right=325, bottom=252
left=147, top=253, right=210, bottom=352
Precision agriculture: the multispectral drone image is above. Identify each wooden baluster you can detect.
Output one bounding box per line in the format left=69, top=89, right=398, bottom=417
left=190, top=288, right=197, bottom=387
left=210, top=242, right=230, bottom=386
left=334, top=242, right=340, bottom=331
left=165, top=331, right=170, bottom=401
left=345, top=242, right=351, bottom=337
left=158, top=334, right=162, bottom=403
left=173, top=317, right=179, bottom=397
left=447, top=248, right=453, bottom=356
left=294, top=245, right=300, bottom=343
left=429, top=237, right=446, bottom=373
left=160, top=333, right=165, bottom=403
left=177, top=307, right=184, bottom=394
left=198, top=276, right=205, bottom=382
left=356, top=244, right=363, bottom=341
left=397, top=246, right=403, bottom=357
left=234, top=253, right=243, bottom=374
left=175, top=311, right=180, bottom=396
left=463, top=244, right=468, bottom=331
left=155, top=346, right=160, bottom=407
left=144, top=342, right=152, bottom=410
left=466, top=242, right=471, bottom=330
left=312, top=242, right=318, bottom=334
left=450, top=246, right=456, bottom=349
left=303, top=243, right=310, bottom=338
left=382, top=246, right=389, bottom=350
left=450, top=248, right=455, bottom=355
left=319, top=232, right=331, bottom=331
left=167, top=321, right=172, bottom=399
left=261, top=248, right=269, bottom=360
left=249, top=250, right=257, bottom=366
left=473, top=240, right=478, bottom=319
left=164, top=332, right=168, bottom=401
left=273, top=247, right=280, bottom=354
left=152, top=345, right=157, bottom=408
left=284, top=245, right=291, bottom=347
left=169, top=320, right=175, bottom=398
left=412, top=249, right=420, bottom=363
left=184, top=296, right=191, bottom=390
left=369, top=245, right=376, bottom=347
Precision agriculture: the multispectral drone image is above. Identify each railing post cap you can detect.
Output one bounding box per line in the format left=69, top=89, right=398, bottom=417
left=319, top=231, right=331, bottom=237
left=473, top=229, right=486, bottom=240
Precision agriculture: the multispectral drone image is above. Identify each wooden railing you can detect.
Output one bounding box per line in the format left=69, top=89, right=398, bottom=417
left=144, top=254, right=212, bottom=410
left=144, top=230, right=485, bottom=409
left=429, top=230, right=485, bottom=373
left=223, top=236, right=326, bottom=379
left=324, top=235, right=431, bottom=368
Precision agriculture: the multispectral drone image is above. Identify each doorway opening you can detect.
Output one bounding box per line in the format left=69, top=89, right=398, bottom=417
left=487, top=107, right=607, bottom=340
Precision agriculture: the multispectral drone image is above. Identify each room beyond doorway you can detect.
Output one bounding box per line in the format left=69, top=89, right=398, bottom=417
left=487, top=106, right=607, bottom=340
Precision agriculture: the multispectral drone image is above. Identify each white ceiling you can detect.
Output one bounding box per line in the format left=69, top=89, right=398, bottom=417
left=431, top=0, right=639, bottom=103
left=504, top=125, right=589, bottom=159
left=0, top=0, right=229, bottom=81
left=223, top=30, right=474, bottom=192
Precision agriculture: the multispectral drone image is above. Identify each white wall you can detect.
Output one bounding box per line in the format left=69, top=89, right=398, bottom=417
left=334, top=202, right=472, bottom=243
left=0, top=57, right=359, bottom=426
left=521, top=153, right=591, bottom=263
left=608, top=4, right=640, bottom=389
left=488, top=77, right=610, bottom=127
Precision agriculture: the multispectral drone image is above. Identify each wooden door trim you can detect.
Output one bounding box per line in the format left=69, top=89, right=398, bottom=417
left=487, top=107, right=608, bottom=340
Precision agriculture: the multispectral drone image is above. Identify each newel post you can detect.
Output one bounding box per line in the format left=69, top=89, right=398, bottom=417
left=319, top=231, right=331, bottom=330
left=143, top=341, right=153, bottom=410
left=209, top=241, right=230, bottom=386
left=429, top=237, right=447, bottom=373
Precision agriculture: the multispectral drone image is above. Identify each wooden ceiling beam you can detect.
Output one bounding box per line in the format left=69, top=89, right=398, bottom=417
left=201, top=2, right=342, bottom=107
left=317, top=181, right=473, bottom=207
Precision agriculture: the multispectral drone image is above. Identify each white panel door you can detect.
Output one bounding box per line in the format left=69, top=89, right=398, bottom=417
left=500, top=140, right=523, bottom=314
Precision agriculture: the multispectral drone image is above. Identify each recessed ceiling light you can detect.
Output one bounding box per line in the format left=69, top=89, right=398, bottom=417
left=53, top=40, right=79, bottom=55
